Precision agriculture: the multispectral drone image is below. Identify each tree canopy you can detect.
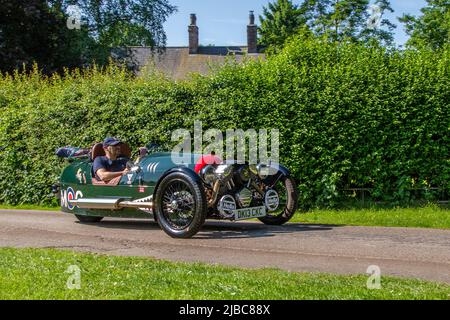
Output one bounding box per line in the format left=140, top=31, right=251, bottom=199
left=48, top=0, right=176, bottom=48
left=0, top=0, right=78, bottom=73
left=399, top=0, right=450, bottom=50
left=258, top=0, right=308, bottom=48
left=0, top=0, right=177, bottom=73
left=258, top=0, right=396, bottom=50
left=300, top=0, right=395, bottom=45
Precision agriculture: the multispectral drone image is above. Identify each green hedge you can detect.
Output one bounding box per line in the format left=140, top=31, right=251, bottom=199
left=0, top=38, right=448, bottom=208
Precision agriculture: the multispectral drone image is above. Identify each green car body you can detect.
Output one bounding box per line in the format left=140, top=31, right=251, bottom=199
left=59, top=152, right=201, bottom=219
left=56, top=146, right=299, bottom=238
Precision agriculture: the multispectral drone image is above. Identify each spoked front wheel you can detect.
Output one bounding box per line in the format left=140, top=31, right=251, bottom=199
left=154, top=171, right=207, bottom=238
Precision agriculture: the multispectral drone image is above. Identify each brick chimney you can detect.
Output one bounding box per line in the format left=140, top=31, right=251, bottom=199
left=188, top=14, right=199, bottom=54
left=247, top=11, right=257, bottom=54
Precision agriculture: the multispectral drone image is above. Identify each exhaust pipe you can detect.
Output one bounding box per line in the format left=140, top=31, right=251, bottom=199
left=69, top=198, right=153, bottom=210
left=119, top=201, right=153, bottom=209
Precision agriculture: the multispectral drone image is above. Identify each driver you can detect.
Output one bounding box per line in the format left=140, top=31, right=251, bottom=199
left=93, top=137, right=130, bottom=182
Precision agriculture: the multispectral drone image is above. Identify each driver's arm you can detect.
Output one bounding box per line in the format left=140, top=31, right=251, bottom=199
left=96, top=168, right=129, bottom=182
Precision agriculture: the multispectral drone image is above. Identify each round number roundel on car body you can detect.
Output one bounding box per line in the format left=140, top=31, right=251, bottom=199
left=65, top=187, right=83, bottom=211
left=67, top=187, right=75, bottom=210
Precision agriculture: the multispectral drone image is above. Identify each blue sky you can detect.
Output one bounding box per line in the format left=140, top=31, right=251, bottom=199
left=163, top=0, right=427, bottom=47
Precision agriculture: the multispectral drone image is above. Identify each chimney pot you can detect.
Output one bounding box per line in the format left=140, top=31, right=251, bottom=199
left=247, top=11, right=257, bottom=54
left=249, top=11, right=255, bottom=25
left=188, top=14, right=199, bottom=54
left=190, top=13, right=197, bottom=26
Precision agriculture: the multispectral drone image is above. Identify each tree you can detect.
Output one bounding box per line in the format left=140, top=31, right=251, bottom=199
left=48, top=0, right=177, bottom=48
left=0, top=0, right=83, bottom=73
left=399, top=0, right=450, bottom=50
left=53, top=0, right=178, bottom=70
left=300, top=0, right=396, bottom=45
left=258, top=0, right=308, bottom=49
left=0, top=0, right=177, bottom=74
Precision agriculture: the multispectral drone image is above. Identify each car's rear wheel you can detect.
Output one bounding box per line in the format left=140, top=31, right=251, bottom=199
left=154, top=171, right=207, bottom=238
left=75, top=214, right=103, bottom=223
left=258, top=175, right=298, bottom=225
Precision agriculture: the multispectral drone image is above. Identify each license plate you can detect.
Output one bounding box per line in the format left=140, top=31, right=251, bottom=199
left=234, top=206, right=267, bottom=221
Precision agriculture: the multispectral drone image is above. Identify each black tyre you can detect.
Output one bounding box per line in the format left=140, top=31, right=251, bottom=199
left=154, top=171, right=207, bottom=238
left=258, top=175, right=298, bottom=225
left=75, top=214, right=103, bottom=223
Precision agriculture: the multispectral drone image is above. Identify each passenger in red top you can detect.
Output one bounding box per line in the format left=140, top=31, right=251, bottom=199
left=194, top=151, right=223, bottom=174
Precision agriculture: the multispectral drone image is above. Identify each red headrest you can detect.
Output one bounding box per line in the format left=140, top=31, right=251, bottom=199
left=91, top=143, right=106, bottom=161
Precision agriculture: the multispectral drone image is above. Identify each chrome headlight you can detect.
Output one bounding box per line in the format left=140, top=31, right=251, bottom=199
left=215, top=164, right=234, bottom=180
left=200, top=165, right=217, bottom=186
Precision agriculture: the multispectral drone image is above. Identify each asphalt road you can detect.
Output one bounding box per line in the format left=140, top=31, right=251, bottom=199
left=0, top=210, right=449, bottom=284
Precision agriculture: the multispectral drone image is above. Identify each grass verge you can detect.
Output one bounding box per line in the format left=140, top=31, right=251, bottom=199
left=0, top=204, right=59, bottom=211
left=0, top=248, right=449, bottom=300
left=291, top=204, right=449, bottom=229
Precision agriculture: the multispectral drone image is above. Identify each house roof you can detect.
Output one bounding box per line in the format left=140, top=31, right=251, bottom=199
left=129, top=46, right=265, bottom=80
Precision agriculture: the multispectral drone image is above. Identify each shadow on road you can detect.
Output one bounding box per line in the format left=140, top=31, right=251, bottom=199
left=196, top=222, right=338, bottom=239
left=82, top=219, right=339, bottom=239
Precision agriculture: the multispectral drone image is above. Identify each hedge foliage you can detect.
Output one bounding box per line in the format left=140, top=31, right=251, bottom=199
left=0, top=38, right=448, bottom=207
